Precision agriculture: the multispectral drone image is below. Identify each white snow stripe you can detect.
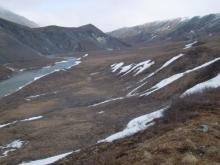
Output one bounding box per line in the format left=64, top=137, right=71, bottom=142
left=140, top=53, right=185, bottom=82
left=0, top=116, right=44, bottom=129
left=0, top=121, right=17, bottom=129
left=21, top=116, right=43, bottom=122
left=19, top=152, right=72, bottom=165
left=183, top=41, right=198, bottom=49
left=89, top=97, right=125, bottom=107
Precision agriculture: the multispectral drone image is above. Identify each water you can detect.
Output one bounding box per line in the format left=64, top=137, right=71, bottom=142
left=0, top=57, right=77, bottom=97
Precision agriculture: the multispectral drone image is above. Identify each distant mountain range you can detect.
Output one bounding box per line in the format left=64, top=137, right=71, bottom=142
left=1, top=9, right=220, bottom=68
left=0, top=6, right=38, bottom=28
left=109, top=14, right=220, bottom=44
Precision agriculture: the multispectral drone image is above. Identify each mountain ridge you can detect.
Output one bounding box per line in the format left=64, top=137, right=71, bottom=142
left=109, top=13, right=220, bottom=44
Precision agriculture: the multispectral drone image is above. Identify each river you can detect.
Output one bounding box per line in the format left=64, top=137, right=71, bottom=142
left=0, top=57, right=79, bottom=97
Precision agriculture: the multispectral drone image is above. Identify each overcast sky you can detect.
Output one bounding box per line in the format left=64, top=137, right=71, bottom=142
left=0, top=0, right=219, bottom=32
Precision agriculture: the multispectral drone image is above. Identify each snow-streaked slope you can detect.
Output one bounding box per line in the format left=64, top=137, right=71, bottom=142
left=128, top=54, right=185, bottom=96
left=141, top=57, right=220, bottom=96
left=98, top=108, right=167, bottom=143
left=182, top=74, right=220, bottom=96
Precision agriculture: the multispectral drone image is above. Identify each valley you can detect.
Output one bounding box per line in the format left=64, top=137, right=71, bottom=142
left=0, top=10, right=220, bottom=165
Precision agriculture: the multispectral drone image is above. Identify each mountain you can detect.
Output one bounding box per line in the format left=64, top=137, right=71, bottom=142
left=0, top=18, right=129, bottom=56
left=109, top=14, right=220, bottom=44
left=0, top=28, right=50, bottom=68
left=0, top=6, right=38, bottom=27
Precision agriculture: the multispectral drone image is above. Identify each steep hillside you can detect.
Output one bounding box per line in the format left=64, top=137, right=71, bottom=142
left=0, top=18, right=129, bottom=55
left=109, top=14, right=220, bottom=44
left=0, top=6, right=38, bottom=28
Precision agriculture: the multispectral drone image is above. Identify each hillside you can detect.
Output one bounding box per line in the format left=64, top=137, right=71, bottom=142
left=109, top=14, right=220, bottom=44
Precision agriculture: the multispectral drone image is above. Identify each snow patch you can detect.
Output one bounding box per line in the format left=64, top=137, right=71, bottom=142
left=119, top=64, right=133, bottom=74
left=90, top=72, right=99, bottom=76
left=89, top=97, right=125, bottom=107
left=55, top=60, right=68, bottom=64
left=98, top=108, right=166, bottom=143
left=0, top=140, right=24, bottom=157
left=0, top=121, right=17, bottom=129
left=21, top=116, right=43, bottom=122
left=19, top=150, right=80, bottom=165
left=19, top=152, right=72, bottom=165
left=182, top=74, right=220, bottom=96
left=111, top=63, right=124, bottom=73
left=83, top=54, right=88, bottom=58
left=183, top=41, right=198, bottom=49
left=0, top=115, right=43, bottom=129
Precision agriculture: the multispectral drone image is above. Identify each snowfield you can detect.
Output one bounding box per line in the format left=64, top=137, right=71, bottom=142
left=98, top=107, right=167, bottom=143
left=182, top=74, right=220, bottom=96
